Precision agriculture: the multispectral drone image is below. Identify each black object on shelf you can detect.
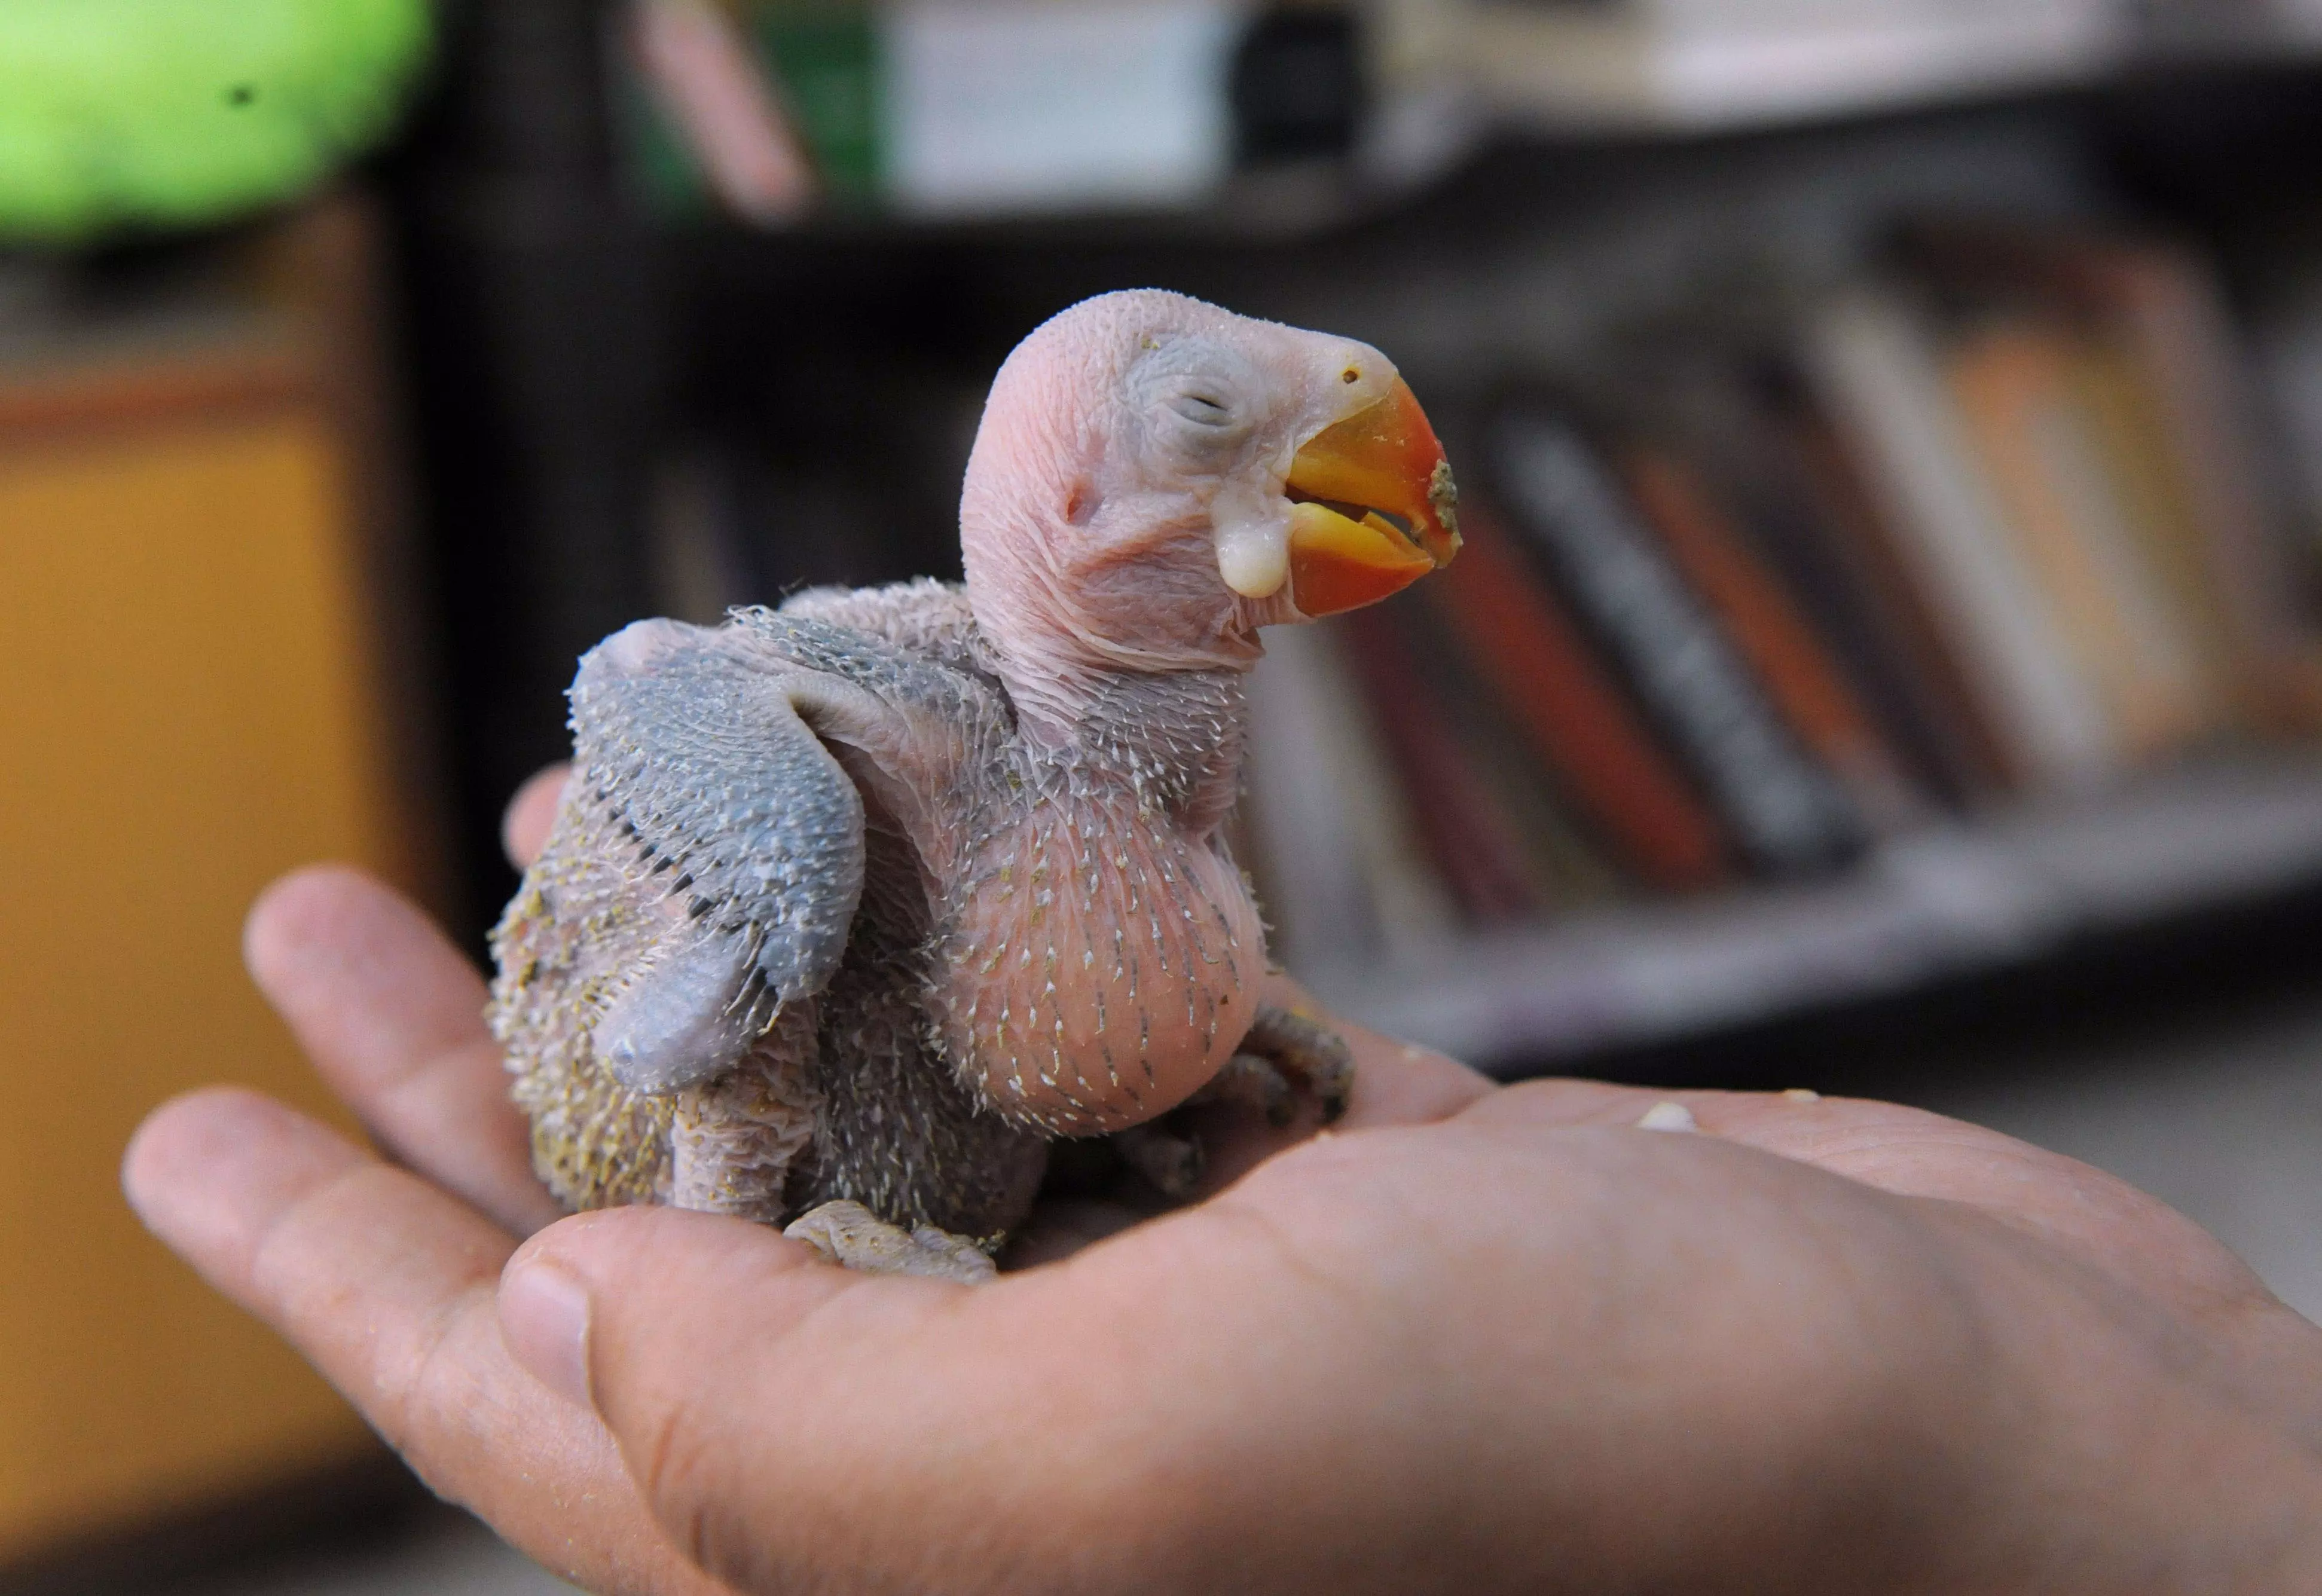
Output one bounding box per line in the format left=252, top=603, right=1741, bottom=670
left=1231, top=7, right=1365, bottom=166
left=395, top=0, right=667, bottom=940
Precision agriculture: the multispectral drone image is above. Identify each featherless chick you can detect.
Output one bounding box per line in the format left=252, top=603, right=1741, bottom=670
left=490, top=291, right=1461, bottom=1279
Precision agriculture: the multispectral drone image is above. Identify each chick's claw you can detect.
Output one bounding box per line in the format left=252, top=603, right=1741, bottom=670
left=783, top=1199, right=997, bottom=1284
left=1192, top=1050, right=1299, bottom=1128
left=1238, top=1003, right=1355, bottom=1124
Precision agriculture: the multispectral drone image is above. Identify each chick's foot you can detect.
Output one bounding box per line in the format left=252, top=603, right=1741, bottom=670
left=783, top=1200, right=997, bottom=1283
left=1113, top=1123, right=1206, bottom=1198
left=1209, top=1003, right=1354, bottom=1126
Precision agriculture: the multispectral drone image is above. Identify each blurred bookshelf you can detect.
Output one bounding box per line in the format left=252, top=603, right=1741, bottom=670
left=390, top=0, right=2322, bottom=1078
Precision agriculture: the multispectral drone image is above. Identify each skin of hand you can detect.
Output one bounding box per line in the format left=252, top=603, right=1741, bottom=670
left=119, top=768, right=2322, bottom=1595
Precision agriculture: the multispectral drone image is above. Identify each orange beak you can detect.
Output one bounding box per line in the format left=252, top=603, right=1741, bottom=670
left=1281, top=377, right=1461, bottom=617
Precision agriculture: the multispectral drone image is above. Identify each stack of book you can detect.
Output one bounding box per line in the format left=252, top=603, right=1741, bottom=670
left=1244, top=220, right=2322, bottom=980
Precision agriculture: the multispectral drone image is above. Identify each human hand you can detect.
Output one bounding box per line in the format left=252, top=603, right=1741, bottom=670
left=124, top=771, right=2322, bottom=1594
left=115, top=768, right=1481, bottom=1594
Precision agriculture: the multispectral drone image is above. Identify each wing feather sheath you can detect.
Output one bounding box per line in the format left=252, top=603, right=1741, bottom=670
left=546, top=605, right=1003, bottom=1098
left=570, top=620, right=869, bottom=1087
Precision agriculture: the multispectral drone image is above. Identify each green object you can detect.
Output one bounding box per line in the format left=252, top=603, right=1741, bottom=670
left=0, top=0, right=433, bottom=244
left=751, top=4, right=880, bottom=207
left=613, top=56, right=716, bottom=224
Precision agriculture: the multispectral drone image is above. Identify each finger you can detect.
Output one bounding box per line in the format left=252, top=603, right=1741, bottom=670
left=1517, top=1079, right=2322, bottom=1438
left=1687, top=1090, right=2289, bottom=1319
left=123, top=1089, right=725, bottom=1596
left=504, top=765, right=572, bottom=872
left=1469, top=1077, right=2188, bottom=1237
left=246, top=866, right=562, bottom=1237
left=503, top=1204, right=1261, bottom=1594
left=502, top=1210, right=900, bottom=1591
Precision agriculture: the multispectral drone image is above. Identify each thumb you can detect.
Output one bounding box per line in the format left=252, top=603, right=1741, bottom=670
left=499, top=1206, right=1092, bottom=1594
left=499, top=1205, right=854, bottom=1417
left=497, top=1207, right=865, bottom=1580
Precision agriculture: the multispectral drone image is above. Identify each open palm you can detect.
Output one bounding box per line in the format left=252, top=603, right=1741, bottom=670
left=123, top=773, right=2322, bottom=1594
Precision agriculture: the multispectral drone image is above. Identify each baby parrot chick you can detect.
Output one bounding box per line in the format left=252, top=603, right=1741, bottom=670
left=489, top=291, right=1459, bottom=1278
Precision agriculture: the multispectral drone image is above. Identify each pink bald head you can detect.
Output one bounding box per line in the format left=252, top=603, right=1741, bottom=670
left=959, top=290, right=1409, bottom=726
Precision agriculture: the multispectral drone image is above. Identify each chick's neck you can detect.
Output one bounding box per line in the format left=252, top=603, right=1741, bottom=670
left=1028, top=665, right=1249, bottom=840
left=967, top=586, right=1253, bottom=842
left=969, top=519, right=1258, bottom=702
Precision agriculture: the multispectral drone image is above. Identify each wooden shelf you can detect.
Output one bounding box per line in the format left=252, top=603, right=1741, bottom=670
left=0, top=196, right=430, bottom=1566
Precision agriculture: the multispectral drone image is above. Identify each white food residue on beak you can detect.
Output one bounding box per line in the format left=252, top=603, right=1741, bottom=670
left=1212, top=482, right=1291, bottom=599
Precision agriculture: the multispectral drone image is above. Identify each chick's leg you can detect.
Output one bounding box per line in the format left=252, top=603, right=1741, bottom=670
left=1205, top=1002, right=1354, bottom=1126
left=783, top=1200, right=997, bottom=1284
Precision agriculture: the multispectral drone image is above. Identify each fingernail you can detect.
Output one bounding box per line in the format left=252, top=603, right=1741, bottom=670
left=500, top=1258, right=594, bottom=1409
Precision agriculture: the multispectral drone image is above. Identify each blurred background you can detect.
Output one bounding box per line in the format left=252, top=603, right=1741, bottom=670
left=11, top=0, right=2322, bottom=1589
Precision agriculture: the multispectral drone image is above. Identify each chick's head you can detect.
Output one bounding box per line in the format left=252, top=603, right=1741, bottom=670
left=960, top=291, right=1458, bottom=710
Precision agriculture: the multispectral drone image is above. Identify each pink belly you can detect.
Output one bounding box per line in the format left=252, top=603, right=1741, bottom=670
left=936, top=810, right=1264, bottom=1135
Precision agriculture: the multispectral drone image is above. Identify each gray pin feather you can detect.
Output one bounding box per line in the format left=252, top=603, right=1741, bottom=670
left=570, top=619, right=870, bottom=1089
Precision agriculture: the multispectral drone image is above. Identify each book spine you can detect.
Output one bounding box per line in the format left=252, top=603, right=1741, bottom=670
left=2070, top=338, right=2245, bottom=723
left=1781, top=401, right=2015, bottom=797
left=1431, top=505, right=1733, bottom=891
left=1395, top=592, right=1633, bottom=911
left=1802, top=289, right=2118, bottom=790
left=1485, top=402, right=1869, bottom=874
left=1620, top=442, right=1925, bottom=834
left=1653, top=359, right=2002, bottom=805
left=2121, top=252, right=2322, bottom=727
left=1242, top=623, right=1459, bottom=970
left=1340, top=608, right=1544, bottom=925
left=1944, top=320, right=2216, bottom=762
